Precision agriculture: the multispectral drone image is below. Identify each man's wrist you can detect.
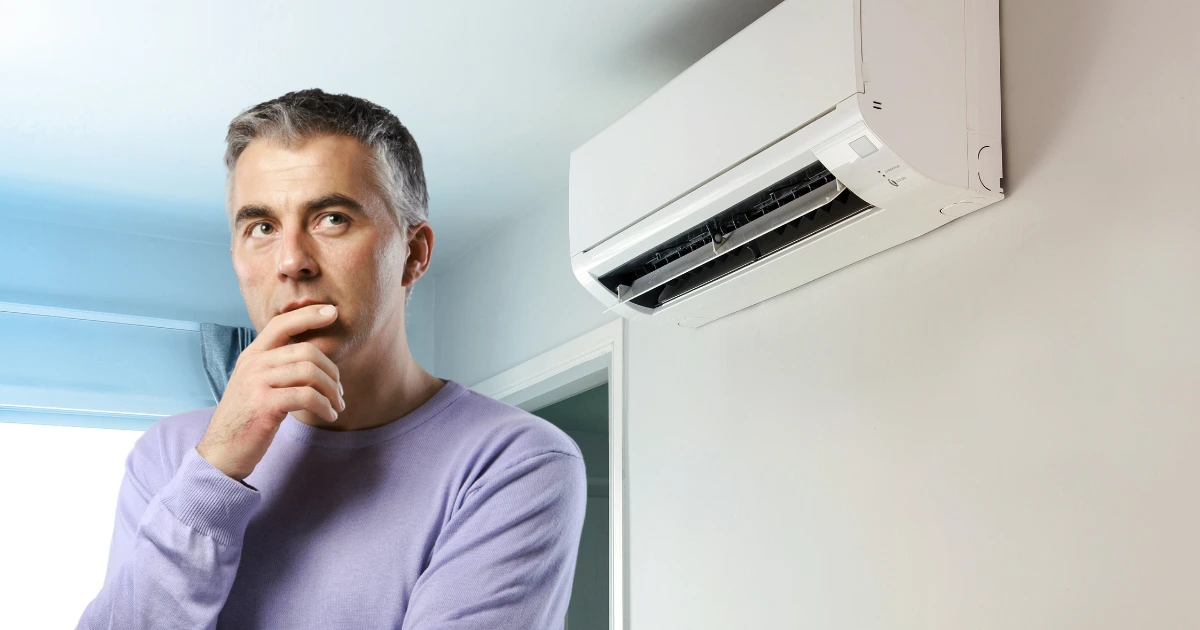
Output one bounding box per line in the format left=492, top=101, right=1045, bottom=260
left=156, top=447, right=263, bottom=546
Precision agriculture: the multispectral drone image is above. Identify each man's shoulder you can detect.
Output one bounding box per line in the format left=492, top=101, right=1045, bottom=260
left=434, top=387, right=587, bottom=503
left=441, top=387, right=584, bottom=465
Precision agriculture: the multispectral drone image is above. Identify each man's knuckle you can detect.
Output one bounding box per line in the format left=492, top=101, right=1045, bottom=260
left=253, top=385, right=275, bottom=410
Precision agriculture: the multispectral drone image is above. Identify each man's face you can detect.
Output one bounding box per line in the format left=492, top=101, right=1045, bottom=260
left=228, top=134, right=409, bottom=362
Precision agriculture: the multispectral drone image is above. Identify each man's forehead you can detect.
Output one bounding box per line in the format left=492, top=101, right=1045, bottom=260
left=230, top=136, right=376, bottom=204
left=226, top=138, right=392, bottom=234
left=236, top=135, right=368, bottom=180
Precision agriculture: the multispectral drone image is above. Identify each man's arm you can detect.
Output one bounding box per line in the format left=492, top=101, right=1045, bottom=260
left=78, top=304, right=347, bottom=628
left=402, top=450, right=588, bottom=630
left=76, top=442, right=261, bottom=630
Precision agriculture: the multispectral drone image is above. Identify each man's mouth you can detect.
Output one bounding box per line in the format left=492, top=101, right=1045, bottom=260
left=279, top=298, right=331, bottom=315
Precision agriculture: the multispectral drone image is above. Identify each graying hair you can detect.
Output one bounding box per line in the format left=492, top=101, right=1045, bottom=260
left=223, top=88, right=429, bottom=302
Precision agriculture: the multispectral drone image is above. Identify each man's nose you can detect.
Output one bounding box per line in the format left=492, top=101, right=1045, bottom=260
left=277, top=228, right=319, bottom=278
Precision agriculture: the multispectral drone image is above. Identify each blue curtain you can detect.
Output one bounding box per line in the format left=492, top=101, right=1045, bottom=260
left=199, top=323, right=257, bottom=403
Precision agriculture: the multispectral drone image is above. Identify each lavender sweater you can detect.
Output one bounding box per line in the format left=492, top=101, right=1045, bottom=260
left=77, top=379, right=588, bottom=629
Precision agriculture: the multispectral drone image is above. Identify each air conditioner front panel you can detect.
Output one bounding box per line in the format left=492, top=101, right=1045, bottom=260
left=568, top=0, right=860, bottom=257
left=570, top=99, right=976, bottom=326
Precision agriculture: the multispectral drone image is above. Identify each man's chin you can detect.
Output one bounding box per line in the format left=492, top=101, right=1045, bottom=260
left=288, top=329, right=340, bottom=354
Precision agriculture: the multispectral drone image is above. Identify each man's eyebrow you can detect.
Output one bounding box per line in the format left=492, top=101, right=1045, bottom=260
left=304, top=193, right=366, bottom=215
left=233, top=204, right=273, bottom=228
left=233, top=193, right=366, bottom=228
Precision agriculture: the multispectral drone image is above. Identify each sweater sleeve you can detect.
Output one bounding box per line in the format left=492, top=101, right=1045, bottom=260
left=401, top=451, right=588, bottom=630
left=75, top=445, right=262, bottom=630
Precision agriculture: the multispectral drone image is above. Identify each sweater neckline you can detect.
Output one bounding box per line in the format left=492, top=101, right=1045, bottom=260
left=276, top=378, right=467, bottom=449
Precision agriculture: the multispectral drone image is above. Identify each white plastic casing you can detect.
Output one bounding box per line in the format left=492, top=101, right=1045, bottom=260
left=568, top=0, right=1003, bottom=327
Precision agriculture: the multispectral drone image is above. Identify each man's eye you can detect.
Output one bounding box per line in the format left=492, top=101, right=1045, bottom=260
left=246, top=214, right=343, bottom=236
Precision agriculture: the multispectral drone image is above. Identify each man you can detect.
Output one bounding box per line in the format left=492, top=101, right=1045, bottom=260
left=77, top=89, right=588, bottom=629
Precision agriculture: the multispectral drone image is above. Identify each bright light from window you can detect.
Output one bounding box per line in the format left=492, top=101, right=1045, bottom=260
left=0, top=422, right=142, bottom=628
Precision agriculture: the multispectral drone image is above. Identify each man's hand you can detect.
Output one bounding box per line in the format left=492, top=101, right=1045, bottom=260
left=196, top=304, right=345, bottom=481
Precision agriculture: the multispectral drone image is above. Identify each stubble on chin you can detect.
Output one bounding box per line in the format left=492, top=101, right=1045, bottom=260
left=288, top=323, right=343, bottom=354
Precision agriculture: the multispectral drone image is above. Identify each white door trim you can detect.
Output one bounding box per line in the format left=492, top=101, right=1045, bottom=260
left=470, top=318, right=627, bottom=630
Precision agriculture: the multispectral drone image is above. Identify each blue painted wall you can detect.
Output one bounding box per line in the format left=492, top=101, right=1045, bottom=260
left=1, top=186, right=248, bottom=326
left=0, top=184, right=245, bottom=428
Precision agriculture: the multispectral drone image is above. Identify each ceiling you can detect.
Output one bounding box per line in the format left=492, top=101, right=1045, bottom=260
left=0, top=0, right=784, bottom=269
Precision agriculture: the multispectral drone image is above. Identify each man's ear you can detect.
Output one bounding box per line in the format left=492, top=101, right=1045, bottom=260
left=403, top=221, right=434, bottom=285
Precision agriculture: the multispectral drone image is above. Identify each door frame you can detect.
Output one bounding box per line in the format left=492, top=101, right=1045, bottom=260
left=470, top=319, right=627, bottom=630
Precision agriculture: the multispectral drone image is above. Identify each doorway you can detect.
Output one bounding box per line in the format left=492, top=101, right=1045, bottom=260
left=533, top=384, right=609, bottom=630
left=470, top=320, right=626, bottom=630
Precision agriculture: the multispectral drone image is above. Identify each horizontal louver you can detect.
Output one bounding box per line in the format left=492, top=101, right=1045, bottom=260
left=598, top=160, right=873, bottom=310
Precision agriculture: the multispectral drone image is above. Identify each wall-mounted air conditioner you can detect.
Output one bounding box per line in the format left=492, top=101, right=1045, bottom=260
left=569, top=0, right=1003, bottom=328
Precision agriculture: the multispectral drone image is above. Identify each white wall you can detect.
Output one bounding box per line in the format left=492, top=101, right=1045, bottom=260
left=405, top=276, right=437, bottom=374
left=433, top=186, right=616, bottom=386
left=430, top=0, right=1200, bottom=627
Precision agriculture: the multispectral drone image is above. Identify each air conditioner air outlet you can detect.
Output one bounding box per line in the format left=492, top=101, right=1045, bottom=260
left=598, top=159, right=837, bottom=297
left=597, top=158, right=874, bottom=311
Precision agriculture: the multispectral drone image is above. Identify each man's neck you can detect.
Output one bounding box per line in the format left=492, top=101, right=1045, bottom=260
left=291, top=333, right=443, bottom=432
